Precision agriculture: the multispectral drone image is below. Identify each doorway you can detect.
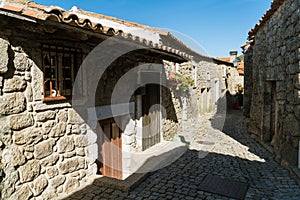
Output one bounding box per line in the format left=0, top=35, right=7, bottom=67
left=99, top=118, right=122, bottom=180
left=142, top=84, right=161, bottom=151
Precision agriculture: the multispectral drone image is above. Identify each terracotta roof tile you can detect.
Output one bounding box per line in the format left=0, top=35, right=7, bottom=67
left=22, top=9, right=41, bottom=18
left=217, top=57, right=231, bottom=62
left=0, top=1, right=193, bottom=60
left=27, top=2, right=48, bottom=10
left=0, top=4, right=23, bottom=12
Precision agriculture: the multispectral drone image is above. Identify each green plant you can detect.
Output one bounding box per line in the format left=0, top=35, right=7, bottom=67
left=168, top=73, right=194, bottom=92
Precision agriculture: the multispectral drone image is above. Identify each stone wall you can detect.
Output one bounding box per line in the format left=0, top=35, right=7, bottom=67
left=244, top=0, right=300, bottom=167
left=0, top=36, right=95, bottom=199
left=243, top=45, right=253, bottom=118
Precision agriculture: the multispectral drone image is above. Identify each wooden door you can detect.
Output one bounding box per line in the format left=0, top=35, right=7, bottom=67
left=99, top=118, right=122, bottom=180
left=142, top=84, right=161, bottom=151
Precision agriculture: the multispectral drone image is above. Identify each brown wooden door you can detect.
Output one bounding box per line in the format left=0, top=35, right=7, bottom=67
left=142, top=84, right=161, bottom=151
left=99, top=118, right=122, bottom=180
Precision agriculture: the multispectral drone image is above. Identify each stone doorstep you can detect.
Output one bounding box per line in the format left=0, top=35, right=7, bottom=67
left=93, top=172, right=151, bottom=192
left=60, top=141, right=187, bottom=197
left=94, top=141, right=187, bottom=192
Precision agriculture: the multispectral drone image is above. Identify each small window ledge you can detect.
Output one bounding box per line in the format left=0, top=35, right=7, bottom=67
left=43, top=96, right=67, bottom=102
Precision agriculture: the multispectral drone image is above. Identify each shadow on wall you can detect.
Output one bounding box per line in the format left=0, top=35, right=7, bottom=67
left=161, top=86, right=179, bottom=123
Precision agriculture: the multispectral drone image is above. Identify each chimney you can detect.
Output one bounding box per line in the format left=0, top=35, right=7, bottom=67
left=229, top=51, right=238, bottom=62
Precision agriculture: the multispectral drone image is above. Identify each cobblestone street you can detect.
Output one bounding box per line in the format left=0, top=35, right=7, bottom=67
left=64, top=110, right=300, bottom=200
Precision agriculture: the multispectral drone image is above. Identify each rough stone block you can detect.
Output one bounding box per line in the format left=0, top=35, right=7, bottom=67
left=13, top=127, right=43, bottom=145
left=68, top=109, right=84, bottom=124
left=71, top=124, right=81, bottom=134
left=50, top=175, right=66, bottom=189
left=42, top=120, right=56, bottom=134
left=57, top=109, right=68, bottom=122
left=19, top=160, right=40, bottom=183
left=34, top=139, right=55, bottom=159
left=40, top=153, right=59, bottom=167
left=1, top=170, right=19, bottom=199
left=9, top=113, right=34, bottom=130
left=49, top=122, right=67, bottom=137
left=75, top=147, right=85, bottom=156
left=24, top=84, right=33, bottom=103
left=46, top=166, right=59, bottom=179
left=13, top=52, right=31, bottom=71
left=30, top=175, right=48, bottom=196
left=64, top=151, right=76, bottom=158
left=283, top=114, right=300, bottom=137
left=2, top=145, right=26, bottom=167
left=36, top=111, right=56, bottom=122
left=0, top=38, right=9, bottom=74
left=287, top=63, right=299, bottom=74
left=0, top=92, right=26, bottom=115
left=57, top=136, right=75, bottom=153
left=34, top=102, right=71, bottom=112
left=86, top=130, right=97, bottom=145
left=10, top=185, right=33, bottom=200
left=63, top=177, right=79, bottom=193
left=24, top=152, right=33, bottom=160
left=58, top=157, right=85, bottom=174
left=3, top=76, right=27, bottom=93
left=31, top=64, right=43, bottom=101
left=74, top=135, right=88, bottom=147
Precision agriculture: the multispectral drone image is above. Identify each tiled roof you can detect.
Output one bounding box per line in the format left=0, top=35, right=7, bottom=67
left=0, top=1, right=192, bottom=60
left=217, top=57, right=231, bottom=62
left=159, top=32, right=213, bottom=63
left=248, top=0, right=285, bottom=38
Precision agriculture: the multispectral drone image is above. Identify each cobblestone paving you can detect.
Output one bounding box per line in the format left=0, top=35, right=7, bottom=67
left=64, top=110, right=300, bottom=200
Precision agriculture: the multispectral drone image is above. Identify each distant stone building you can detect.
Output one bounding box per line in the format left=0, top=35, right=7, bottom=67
left=243, top=0, right=300, bottom=169
left=217, top=51, right=244, bottom=96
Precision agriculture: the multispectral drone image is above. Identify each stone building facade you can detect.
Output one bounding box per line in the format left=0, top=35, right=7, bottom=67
left=0, top=1, right=227, bottom=199
left=0, top=1, right=190, bottom=199
left=243, top=0, right=300, bottom=168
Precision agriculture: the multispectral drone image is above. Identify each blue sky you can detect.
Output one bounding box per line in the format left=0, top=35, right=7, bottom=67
left=35, top=0, right=272, bottom=58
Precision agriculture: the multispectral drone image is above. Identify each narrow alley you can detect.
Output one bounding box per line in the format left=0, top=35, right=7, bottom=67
left=64, top=110, right=300, bottom=200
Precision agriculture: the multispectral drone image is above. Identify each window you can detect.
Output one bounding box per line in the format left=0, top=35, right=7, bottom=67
left=42, top=44, right=83, bottom=101
left=206, top=71, right=211, bottom=81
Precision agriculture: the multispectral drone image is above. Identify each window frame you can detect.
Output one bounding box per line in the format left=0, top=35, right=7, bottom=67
left=42, top=44, right=83, bottom=102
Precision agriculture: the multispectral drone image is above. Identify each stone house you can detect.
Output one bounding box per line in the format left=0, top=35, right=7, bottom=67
left=0, top=0, right=226, bottom=199
left=216, top=51, right=244, bottom=96
left=243, top=0, right=300, bottom=171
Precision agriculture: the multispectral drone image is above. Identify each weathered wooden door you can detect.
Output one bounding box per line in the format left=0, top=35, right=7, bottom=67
left=142, top=84, right=161, bottom=151
left=99, top=118, right=122, bottom=180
